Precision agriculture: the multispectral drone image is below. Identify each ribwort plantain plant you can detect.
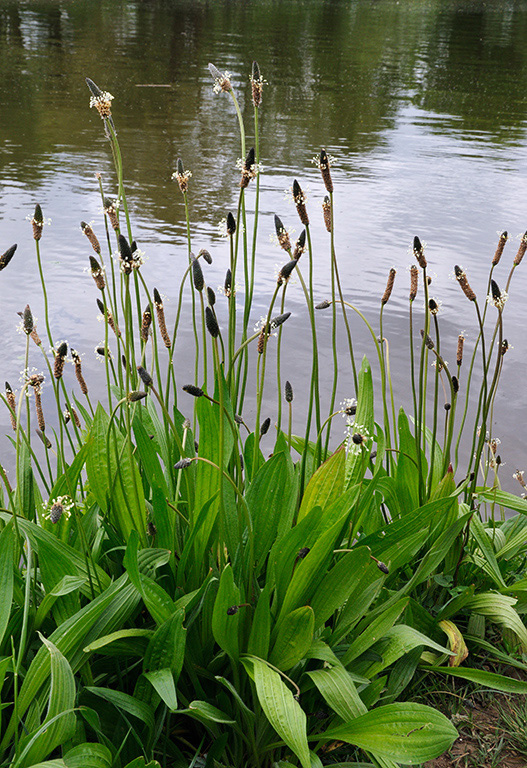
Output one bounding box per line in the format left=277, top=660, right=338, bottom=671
left=2, top=63, right=527, bottom=768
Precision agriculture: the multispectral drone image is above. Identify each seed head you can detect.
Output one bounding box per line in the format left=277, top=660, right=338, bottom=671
left=285, top=380, right=293, bottom=403
left=81, top=221, right=101, bottom=254
left=97, top=298, right=121, bottom=337
left=34, top=386, right=45, bottom=431
left=172, top=157, right=192, bottom=193
left=293, top=229, right=306, bottom=260
left=492, top=231, right=508, bottom=266
left=292, top=179, right=309, bottom=226
left=153, top=289, right=171, bottom=349
left=296, top=547, right=310, bottom=561
left=413, top=236, right=427, bottom=269
left=456, top=334, right=465, bottom=366
left=454, top=265, right=476, bottom=302
left=409, top=265, right=418, bottom=301
left=147, top=521, right=157, bottom=537
left=322, top=196, right=332, bottom=232
left=315, top=300, right=331, bottom=310
left=53, top=342, right=68, bottom=380
left=428, top=297, right=439, bottom=314
left=89, top=256, right=105, bottom=290
left=501, top=339, right=509, bottom=356
left=0, top=244, right=16, bottom=272
left=205, top=306, right=220, bottom=338
left=104, top=198, right=119, bottom=231
left=420, top=330, right=435, bottom=350
left=250, top=60, right=264, bottom=107
left=270, top=312, right=291, bottom=329
left=318, top=149, right=333, bottom=193
left=240, top=147, right=257, bottom=189
left=274, top=215, right=291, bottom=252
left=381, top=268, right=396, bottom=305
left=226, top=605, right=239, bottom=616
left=514, top=231, right=527, bottom=266
left=352, top=433, right=364, bottom=445
left=36, top=428, right=52, bottom=448
left=141, top=305, right=152, bottom=343
left=208, top=62, right=232, bottom=93
left=5, top=382, right=16, bottom=430
left=71, top=349, right=88, bottom=395
left=86, top=77, right=114, bottom=120
left=32, top=204, right=44, bottom=241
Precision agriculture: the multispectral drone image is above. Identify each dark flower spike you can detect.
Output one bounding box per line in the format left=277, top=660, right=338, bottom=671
left=316, top=300, right=331, bottom=310
left=22, top=305, right=34, bottom=334
left=260, top=417, right=271, bottom=437
left=285, top=380, right=293, bottom=403
left=177, top=157, right=184, bottom=176
left=174, top=457, right=193, bottom=470
left=89, top=255, right=105, bottom=290
left=137, top=366, right=153, bottom=387
left=36, top=429, right=52, bottom=450
left=240, top=147, right=257, bottom=188
left=501, top=339, right=509, bottom=356
left=420, top=330, right=435, bottom=350
left=244, top=147, right=255, bottom=170
left=319, top=149, right=333, bottom=193
left=226, top=212, right=236, bottom=235
left=293, top=229, right=306, bottom=260
left=205, top=306, right=220, bottom=338
left=86, top=77, right=103, bottom=98
left=33, top=204, right=44, bottom=241
left=183, top=384, right=204, bottom=398
left=207, top=286, right=216, bottom=306
left=0, top=244, right=16, bottom=272
left=277, top=259, right=297, bottom=285
left=413, top=236, right=427, bottom=269
left=119, top=234, right=133, bottom=272
left=274, top=214, right=291, bottom=252
left=128, top=391, right=148, bottom=402
left=251, top=61, right=264, bottom=106
left=191, top=255, right=204, bottom=292
left=198, top=248, right=212, bottom=265
left=224, top=268, right=232, bottom=296
left=292, top=180, right=309, bottom=226
left=270, top=312, right=291, bottom=329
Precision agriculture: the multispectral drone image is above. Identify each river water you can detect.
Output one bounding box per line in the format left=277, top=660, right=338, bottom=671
left=1, top=0, right=527, bottom=491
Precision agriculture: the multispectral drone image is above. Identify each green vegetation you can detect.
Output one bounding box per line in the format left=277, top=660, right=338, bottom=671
left=1, top=62, right=527, bottom=768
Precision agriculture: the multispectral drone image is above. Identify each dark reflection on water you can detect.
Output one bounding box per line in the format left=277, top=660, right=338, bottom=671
left=1, top=0, right=527, bottom=490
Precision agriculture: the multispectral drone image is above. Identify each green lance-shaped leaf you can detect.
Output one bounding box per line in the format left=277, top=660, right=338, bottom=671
left=140, top=609, right=186, bottom=710
left=0, top=522, right=14, bottom=649
left=86, top=404, right=146, bottom=544
left=269, top=606, right=314, bottom=671
left=309, top=546, right=371, bottom=631
left=84, top=687, right=155, bottom=740
left=246, top=451, right=297, bottom=569
left=422, top=665, right=527, bottom=694
left=319, top=703, right=457, bottom=763
left=212, top=564, right=241, bottom=660
left=464, top=592, right=527, bottom=651
left=248, top=657, right=311, bottom=768
left=341, top=598, right=409, bottom=666
left=62, top=742, right=112, bottom=768
left=17, top=635, right=76, bottom=767
left=297, top=446, right=346, bottom=522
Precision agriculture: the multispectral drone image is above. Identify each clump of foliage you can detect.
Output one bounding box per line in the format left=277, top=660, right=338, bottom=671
left=1, top=63, right=527, bottom=768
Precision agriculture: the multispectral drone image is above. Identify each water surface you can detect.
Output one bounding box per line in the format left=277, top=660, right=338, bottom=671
left=1, top=0, right=527, bottom=490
